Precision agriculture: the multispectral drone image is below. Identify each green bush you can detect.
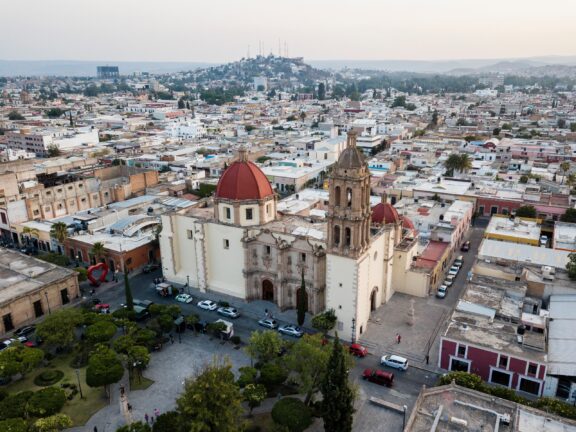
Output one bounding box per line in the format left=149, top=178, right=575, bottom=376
left=437, top=371, right=485, bottom=391
left=85, top=320, right=117, bottom=343
left=271, top=397, right=312, bottom=432
left=0, top=418, right=28, bottom=432
left=27, top=387, right=66, bottom=417
left=488, top=386, right=527, bottom=404
left=531, top=397, right=576, bottom=420
left=112, top=308, right=136, bottom=321
left=33, top=369, right=64, bottom=386
left=38, top=253, right=70, bottom=267
left=0, top=389, right=8, bottom=401
left=75, top=267, right=88, bottom=282
left=0, top=391, right=34, bottom=420
left=259, top=363, right=288, bottom=389
left=237, top=366, right=258, bottom=388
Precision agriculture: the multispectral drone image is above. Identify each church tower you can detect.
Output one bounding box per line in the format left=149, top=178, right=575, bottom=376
left=327, top=131, right=371, bottom=257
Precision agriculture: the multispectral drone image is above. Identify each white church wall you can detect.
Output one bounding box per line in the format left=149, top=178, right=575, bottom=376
left=205, top=222, right=246, bottom=298
left=326, top=254, right=358, bottom=342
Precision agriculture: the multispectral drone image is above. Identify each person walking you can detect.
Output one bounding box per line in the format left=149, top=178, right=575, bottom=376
left=154, top=408, right=160, bottom=418
left=145, top=413, right=149, bottom=424
left=170, top=334, right=174, bottom=344
left=396, top=333, right=401, bottom=344
left=94, top=427, right=98, bottom=432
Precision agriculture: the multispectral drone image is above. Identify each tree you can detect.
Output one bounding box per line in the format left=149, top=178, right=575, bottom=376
left=285, top=334, right=332, bottom=405
left=127, top=345, right=150, bottom=383
left=493, top=127, right=501, bottom=136
left=519, top=175, right=529, bottom=184
left=0, top=418, right=28, bottom=432
left=152, top=411, right=184, bottom=432
left=391, top=96, right=406, bottom=108
left=320, top=335, right=355, bottom=432
left=567, top=253, right=576, bottom=281
left=561, top=208, right=576, bottom=223
left=116, top=422, right=152, bottom=432
left=33, top=414, right=73, bottom=432
left=271, top=397, right=312, bottom=432
left=560, top=161, right=571, bottom=185
left=297, top=270, right=307, bottom=326
left=245, top=330, right=284, bottom=364
left=311, top=309, right=337, bottom=336
left=91, top=241, right=106, bottom=263
left=571, top=123, right=576, bottom=132
left=46, top=108, right=64, bottom=119
left=124, top=272, right=134, bottom=311
left=317, top=82, right=326, bottom=100
left=22, top=226, right=39, bottom=244
left=185, top=314, right=200, bottom=336
left=36, top=308, right=83, bottom=351
left=558, top=119, right=567, bottom=129
left=176, top=360, right=244, bottom=432
left=243, top=383, right=267, bottom=416
left=49, top=222, right=68, bottom=248
left=444, top=154, right=461, bottom=176
left=515, top=205, right=537, bottom=219
left=85, top=320, right=117, bottom=344
left=0, top=345, right=44, bottom=378
left=47, top=144, right=62, bottom=157
left=86, top=345, right=124, bottom=397
left=7, top=110, right=24, bottom=120
left=177, top=98, right=185, bottom=109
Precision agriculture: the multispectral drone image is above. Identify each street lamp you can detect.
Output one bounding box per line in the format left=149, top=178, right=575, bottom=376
left=44, top=291, right=51, bottom=315
left=402, top=405, right=408, bottom=430
left=75, top=369, right=84, bottom=399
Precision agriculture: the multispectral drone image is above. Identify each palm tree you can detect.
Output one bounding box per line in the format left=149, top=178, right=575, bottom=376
left=459, top=154, right=473, bottom=173
left=22, top=226, right=39, bottom=246
left=49, top=222, right=68, bottom=246
left=560, top=161, right=571, bottom=185
left=567, top=173, right=576, bottom=190
left=444, top=154, right=461, bottom=176
left=90, top=242, right=106, bottom=263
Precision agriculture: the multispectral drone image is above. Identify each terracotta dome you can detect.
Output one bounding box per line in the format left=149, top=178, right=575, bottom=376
left=215, top=150, right=274, bottom=201
left=371, top=203, right=400, bottom=225
left=401, top=216, right=418, bottom=236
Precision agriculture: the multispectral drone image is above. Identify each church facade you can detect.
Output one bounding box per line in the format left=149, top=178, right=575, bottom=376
left=159, top=132, right=417, bottom=341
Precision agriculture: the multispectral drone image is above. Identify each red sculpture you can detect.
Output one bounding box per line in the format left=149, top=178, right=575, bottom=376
left=87, top=261, right=109, bottom=286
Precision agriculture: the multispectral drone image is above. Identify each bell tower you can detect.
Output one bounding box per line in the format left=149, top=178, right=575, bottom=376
left=327, top=131, right=371, bottom=258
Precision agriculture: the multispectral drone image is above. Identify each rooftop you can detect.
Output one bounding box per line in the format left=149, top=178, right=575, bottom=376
left=0, top=248, right=76, bottom=308
left=553, top=221, right=576, bottom=252
left=478, top=238, right=570, bottom=270
left=485, top=216, right=542, bottom=243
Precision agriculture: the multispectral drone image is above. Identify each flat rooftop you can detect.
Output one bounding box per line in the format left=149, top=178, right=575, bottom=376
left=485, top=216, right=541, bottom=243
left=553, top=221, right=576, bottom=252
left=413, top=178, right=473, bottom=196
left=478, top=238, right=570, bottom=270
left=0, top=248, right=75, bottom=307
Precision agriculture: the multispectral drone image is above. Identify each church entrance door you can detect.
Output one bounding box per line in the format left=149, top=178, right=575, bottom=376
left=262, top=279, right=274, bottom=302
left=370, top=288, right=378, bottom=312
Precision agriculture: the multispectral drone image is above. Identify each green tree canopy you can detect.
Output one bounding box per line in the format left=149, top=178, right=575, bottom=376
left=515, top=205, right=537, bottom=219
left=567, top=253, right=576, bottom=281
left=311, top=309, right=337, bottom=336
left=8, top=110, right=25, bottom=120
left=0, top=345, right=44, bottom=378
left=49, top=222, right=68, bottom=245
left=245, top=330, right=284, bottom=364
left=176, top=360, right=244, bottom=432
left=86, top=345, right=124, bottom=395
left=33, top=414, right=73, bottom=432
left=85, top=320, right=117, bottom=344
left=243, top=383, right=267, bottom=416
left=561, top=208, right=576, bottom=223
left=36, top=308, right=83, bottom=350
left=320, top=335, right=355, bottom=432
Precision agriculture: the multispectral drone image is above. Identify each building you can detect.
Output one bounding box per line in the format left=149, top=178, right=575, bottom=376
left=484, top=215, right=542, bottom=246
left=160, top=132, right=416, bottom=341
left=0, top=248, right=79, bottom=336
left=97, top=66, right=119, bottom=79
left=5, top=127, right=100, bottom=157
left=553, top=221, right=576, bottom=252
left=439, top=275, right=548, bottom=397
left=406, top=382, right=576, bottom=432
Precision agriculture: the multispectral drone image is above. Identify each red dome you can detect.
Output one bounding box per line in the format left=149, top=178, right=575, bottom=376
left=215, top=160, right=274, bottom=201
left=401, top=216, right=418, bottom=236
left=371, top=203, right=400, bottom=225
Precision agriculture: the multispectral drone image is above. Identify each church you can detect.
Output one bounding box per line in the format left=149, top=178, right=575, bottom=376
left=159, top=131, right=418, bottom=341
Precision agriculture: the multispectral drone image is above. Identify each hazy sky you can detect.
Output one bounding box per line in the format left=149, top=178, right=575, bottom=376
left=2, top=0, right=575, bottom=62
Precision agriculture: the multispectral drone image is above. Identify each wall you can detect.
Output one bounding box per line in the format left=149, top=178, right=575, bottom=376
left=326, top=253, right=358, bottom=342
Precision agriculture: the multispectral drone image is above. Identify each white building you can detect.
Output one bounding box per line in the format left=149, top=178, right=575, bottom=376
left=163, top=118, right=206, bottom=140
left=5, top=127, right=99, bottom=157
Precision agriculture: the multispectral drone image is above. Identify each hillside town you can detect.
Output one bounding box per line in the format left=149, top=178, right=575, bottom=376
left=1, top=54, right=576, bottom=431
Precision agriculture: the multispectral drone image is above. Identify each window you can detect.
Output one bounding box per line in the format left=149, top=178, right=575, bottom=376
left=491, top=369, right=511, bottom=387
left=2, top=313, right=14, bottom=332
left=457, top=345, right=466, bottom=357
left=81, top=198, right=86, bottom=203
left=519, top=377, right=540, bottom=395
left=478, top=206, right=485, bottom=215
left=126, top=258, right=133, bottom=266
left=334, top=186, right=341, bottom=206
left=45, top=206, right=51, bottom=212
left=0, top=213, right=6, bottom=224
left=187, top=230, right=193, bottom=239
left=499, top=355, right=509, bottom=369
left=57, top=188, right=62, bottom=193
left=33, top=210, right=39, bottom=216
left=266, top=204, right=270, bottom=215
left=346, top=188, right=352, bottom=207
left=490, top=206, right=498, bottom=215
left=79, top=184, right=83, bottom=188
left=68, top=186, right=73, bottom=190
left=225, top=207, right=231, bottom=220
left=450, top=358, right=470, bottom=372
left=301, top=253, right=306, bottom=262
left=246, top=208, right=253, bottom=220
left=60, top=289, right=69, bottom=305
left=224, top=239, right=230, bottom=249
left=527, top=363, right=538, bottom=376
left=334, top=225, right=340, bottom=245
left=265, top=245, right=271, bottom=255
left=33, top=300, right=44, bottom=318
left=345, top=227, right=351, bottom=247
left=46, top=191, right=51, bottom=196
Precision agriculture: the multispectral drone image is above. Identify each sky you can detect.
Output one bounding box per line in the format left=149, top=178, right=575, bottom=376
left=2, top=0, right=576, bottom=62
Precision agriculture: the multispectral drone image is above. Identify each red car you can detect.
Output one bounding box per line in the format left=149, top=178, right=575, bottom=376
left=349, top=343, right=368, bottom=357
left=362, top=369, right=394, bottom=387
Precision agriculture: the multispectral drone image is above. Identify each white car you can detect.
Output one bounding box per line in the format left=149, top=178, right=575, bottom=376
left=258, top=318, right=278, bottom=329
left=197, top=300, right=218, bottom=311
left=448, top=266, right=459, bottom=276
left=175, top=293, right=193, bottom=304
left=444, top=277, right=454, bottom=287
left=217, top=307, right=240, bottom=319
left=380, top=354, right=409, bottom=371
left=278, top=324, right=304, bottom=338
left=436, top=285, right=447, bottom=299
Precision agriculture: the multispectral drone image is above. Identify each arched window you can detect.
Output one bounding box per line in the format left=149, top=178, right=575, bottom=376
left=334, top=186, right=341, bottom=207
left=334, top=225, right=341, bottom=245
left=345, top=227, right=351, bottom=247
left=347, top=188, right=352, bottom=207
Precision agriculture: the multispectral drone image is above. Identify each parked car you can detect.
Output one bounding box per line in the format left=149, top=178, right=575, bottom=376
left=143, top=263, right=161, bottom=273
left=24, top=337, right=43, bottom=348
left=197, top=300, right=218, bottom=311
left=258, top=318, right=278, bottom=329
left=448, top=266, right=459, bottom=276
left=436, top=285, right=447, bottom=299
left=175, top=293, right=194, bottom=304
left=278, top=324, right=304, bottom=338
left=14, top=325, right=36, bottom=338
left=380, top=354, right=409, bottom=371
left=362, top=369, right=394, bottom=387
left=133, top=299, right=154, bottom=309
left=461, top=241, right=470, bottom=252
left=133, top=305, right=151, bottom=321
left=444, top=275, right=455, bottom=287
left=540, top=235, right=548, bottom=247
left=349, top=343, right=369, bottom=357
left=454, top=255, right=464, bottom=266
left=217, top=307, right=240, bottom=319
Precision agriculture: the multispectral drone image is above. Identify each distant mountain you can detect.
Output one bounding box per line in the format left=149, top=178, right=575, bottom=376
left=0, top=60, right=214, bottom=77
